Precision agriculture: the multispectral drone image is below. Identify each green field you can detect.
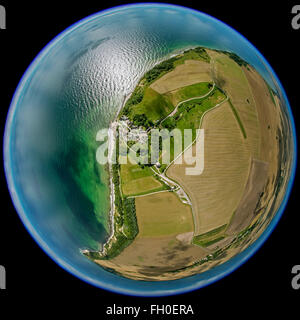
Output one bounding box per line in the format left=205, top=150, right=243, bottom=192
left=162, top=88, right=226, bottom=138
left=127, top=87, right=174, bottom=126
left=192, top=224, right=227, bottom=247
left=120, top=163, right=167, bottom=196
left=173, top=47, right=210, bottom=67
left=165, top=82, right=213, bottom=104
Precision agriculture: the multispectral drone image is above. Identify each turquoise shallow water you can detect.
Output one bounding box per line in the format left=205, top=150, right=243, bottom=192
left=4, top=4, right=296, bottom=296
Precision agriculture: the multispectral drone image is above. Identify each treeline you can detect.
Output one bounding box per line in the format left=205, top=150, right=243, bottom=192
left=101, top=137, right=139, bottom=259
left=122, top=87, right=144, bottom=116
left=217, top=50, right=249, bottom=67
left=122, top=198, right=138, bottom=239
left=163, top=117, right=176, bottom=130
left=132, top=113, right=154, bottom=128
left=112, top=162, right=138, bottom=238
left=143, top=47, right=211, bottom=84
left=144, top=57, right=177, bottom=84
left=226, top=52, right=248, bottom=67
left=104, top=231, right=133, bottom=259
left=185, top=47, right=211, bottom=62
left=215, top=49, right=249, bottom=68
left=103, top=164, right=138, bottom=259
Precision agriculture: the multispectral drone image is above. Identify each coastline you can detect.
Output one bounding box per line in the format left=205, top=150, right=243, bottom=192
left=103, top=94, right=132, bottom=252
left=85, top=46, right=217, bottom=257
left=97, top=50, right=190, bottom=252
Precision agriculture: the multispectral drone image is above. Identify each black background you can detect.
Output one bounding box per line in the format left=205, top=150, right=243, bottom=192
left=0, top=0, right=299, bottom=316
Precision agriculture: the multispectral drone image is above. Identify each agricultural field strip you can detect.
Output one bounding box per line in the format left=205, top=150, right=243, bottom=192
left=119, top=162, right=166, bottom=197
left=225, top=159, right=269, bottom=235
left=127, top=189, right=171, bottom=199
left=215, top=53, right=260, bottom=156
left=150, top=59, right=211, bottom=94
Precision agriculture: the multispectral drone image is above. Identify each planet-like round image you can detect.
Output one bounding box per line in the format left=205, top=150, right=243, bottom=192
left=4, top=3, right=296, bottom=296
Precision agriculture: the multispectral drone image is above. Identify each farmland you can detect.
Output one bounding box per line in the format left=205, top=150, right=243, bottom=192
left=163, top=87, right=226, bottom=135
left=151, top=59, right=211, bottom=94
left=226, top=159, right=269, bottom=235
left=120, top=163, right=166, bottom=196
left=209, top=50, right=260, bottom=157
left=167, top=100, right=252, bottom=236
left=83, top=46, right=288, bottom=281
left=92, top=191, right=208, bottom=281
left=164, top=81, right=213, bottom=105
left=126, top=87, right=174, bottom=125
left=135, top=192, right=194, bottom=237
